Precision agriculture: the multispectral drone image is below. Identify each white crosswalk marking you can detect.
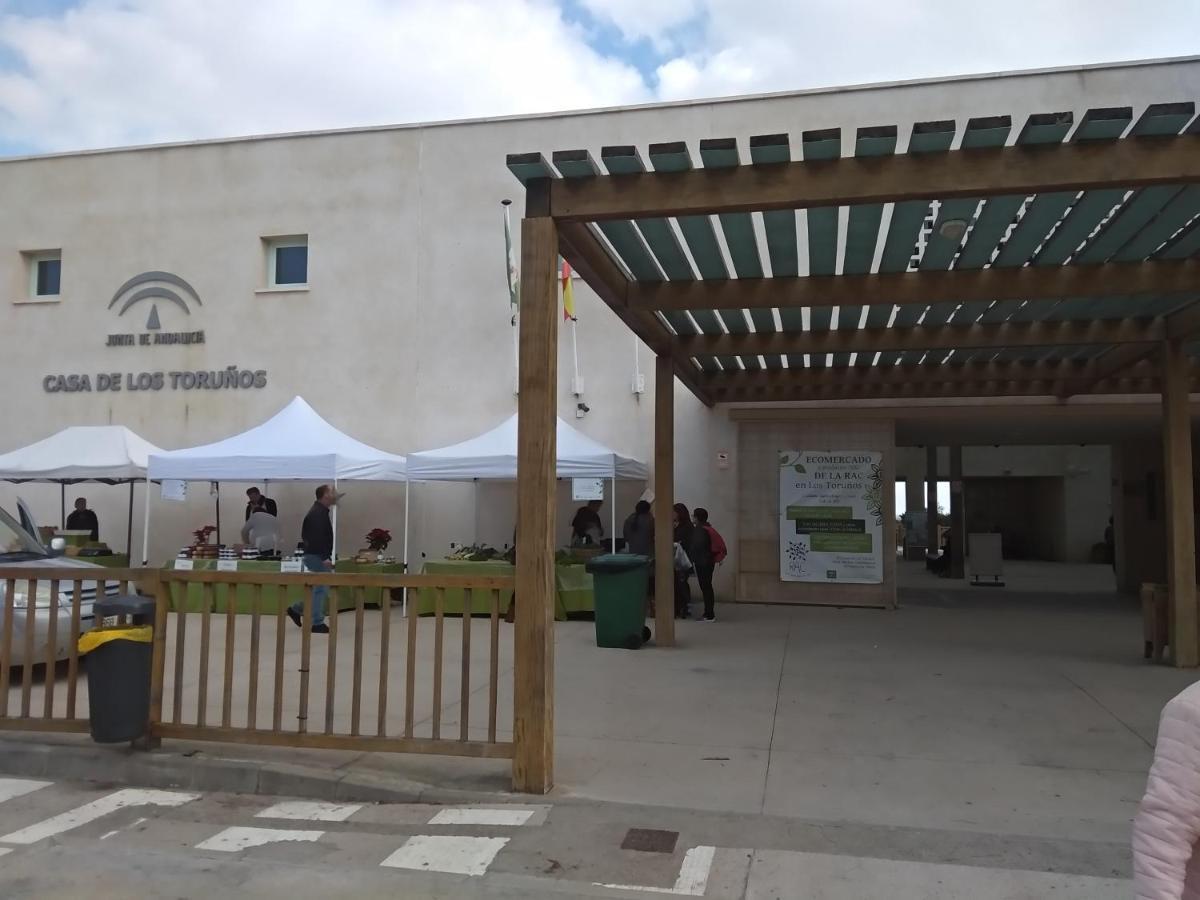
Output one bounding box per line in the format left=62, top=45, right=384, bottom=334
left=597, top=845, right=717, bottom=896
left=256, top=800, right=363, bottom=822
left=428, top=807, right=536, bottom=827
left=0, top=788, right=199, bottom=845
left=0, top=778, right=51, bottom=805
left=381, top=835, right=510, bottom=877
left=196, top=826, right=324, bottom=852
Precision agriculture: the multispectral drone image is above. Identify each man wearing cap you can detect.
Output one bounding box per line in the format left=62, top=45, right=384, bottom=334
left=287, top=484, right=339, bottom=634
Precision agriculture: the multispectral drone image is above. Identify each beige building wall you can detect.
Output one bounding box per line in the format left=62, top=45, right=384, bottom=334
left=0, top=58, right=1193, bottom=598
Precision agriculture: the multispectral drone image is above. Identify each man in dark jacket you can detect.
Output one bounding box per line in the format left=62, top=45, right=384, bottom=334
left=66, top=497, right=99, bottom=541
left=287, top=484, right=339, bottom=633
left=245, top=487, right=278, bottom=521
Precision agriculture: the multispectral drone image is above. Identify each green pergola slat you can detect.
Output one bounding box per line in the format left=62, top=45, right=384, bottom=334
left=695, top=356, right=721, bottom=373
left=748, top=134, right=793, bottom=366
left=1072, top=106, right=1133, bottom=140
left=1110, top=185, right=1200, bottom=261
left=801, top=128, right=841, bottom=333
left=884, top=121, right=955, bottom=330
left=1031, top=189, right=1126, bottom=264
left=954, top=196, right=1025, bottom=269
left=979, top=299, right=1024, bottom=323
left=1129, top=102, right=1196, bottom=137
left=841, top=126, right=898, bottom=333
left=1015, top=111, right=1074, bottom=145
left=505, top=152, right=556, bottom=184
left=700, top=138, right=764, bottom=281
left=1073, top=185, right=1184, bottom=263
left=1157, top=218, right=1200, bottom=259
left=922, top=198, right=981, bottom=271
left=596, top=145, right=694, bottom=280
left=646, top=142, right=729, bottom=333
left=991, top=192, right=1075, bottom=267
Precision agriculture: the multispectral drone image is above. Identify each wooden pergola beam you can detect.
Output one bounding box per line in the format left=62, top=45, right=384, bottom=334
left=556, top=218, right=713, bottom=406
left=548, top=135, right=1200, bottom=221
left=709, top=376, right=1163, bottom=403
left=676, top=317, right=1162, bottom=358
left=631, top=260, right=1200, bottom=313
left=701, top=358, right=1161, bottom=391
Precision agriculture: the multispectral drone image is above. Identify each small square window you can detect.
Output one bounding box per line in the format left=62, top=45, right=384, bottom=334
left=264, top=236, right=308, bottom=288
left=23, top=250, right=62, bottom=299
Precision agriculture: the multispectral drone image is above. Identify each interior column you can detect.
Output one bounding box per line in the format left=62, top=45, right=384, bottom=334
left=1162, top=338, right=1197, bottom=667
left=654, top=354, right=676, bottom=646
left=513, top=186, right=557, bottom=792
left=949, top=446, right=966, bottom=579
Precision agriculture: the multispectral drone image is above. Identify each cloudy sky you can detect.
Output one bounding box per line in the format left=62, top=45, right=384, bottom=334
left=0, top=0, right=1196, bottom=157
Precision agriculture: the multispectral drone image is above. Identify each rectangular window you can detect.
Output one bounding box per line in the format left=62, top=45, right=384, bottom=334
left=264, top=236, right=308, bottom=288
left=22, top=250, right=62, bottom=300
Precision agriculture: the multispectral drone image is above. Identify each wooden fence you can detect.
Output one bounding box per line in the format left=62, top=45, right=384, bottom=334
left=0, top=567, right=515, bottom=762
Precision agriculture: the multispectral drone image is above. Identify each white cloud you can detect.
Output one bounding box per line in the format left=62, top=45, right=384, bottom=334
left=0, top=0, right=1196, bottom=154
left=651, top=0, right=1200, bottom=101
left=0, top=0, right=649, bottom=152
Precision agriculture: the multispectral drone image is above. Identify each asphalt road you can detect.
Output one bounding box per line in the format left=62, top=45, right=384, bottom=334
left=0, top=777, right=1129, bottom=898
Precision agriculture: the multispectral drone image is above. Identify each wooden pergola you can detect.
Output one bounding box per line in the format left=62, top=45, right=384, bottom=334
left=507, top=101, right=1200, bottom=792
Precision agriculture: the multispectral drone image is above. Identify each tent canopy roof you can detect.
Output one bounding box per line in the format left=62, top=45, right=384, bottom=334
left=0, top=425, right=163, bottom=483
left=147, top=396, right=407, bottom=482
left=407, top=415, right=647, bottom=481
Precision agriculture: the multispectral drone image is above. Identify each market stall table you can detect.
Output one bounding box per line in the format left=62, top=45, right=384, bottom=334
left=165, top=559, right=406, bottom=613
left=416, top=559, right=593, bottom=620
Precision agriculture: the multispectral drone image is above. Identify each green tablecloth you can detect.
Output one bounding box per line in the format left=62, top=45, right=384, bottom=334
left=80, top=553, right=130, bottom=569
left=166, top=559, right=406, bottom=613
left=416, top=560, right=593, bottom=620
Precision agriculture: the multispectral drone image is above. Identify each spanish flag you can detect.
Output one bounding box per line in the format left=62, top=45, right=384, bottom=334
left=561, top=259, right=576, bottom=321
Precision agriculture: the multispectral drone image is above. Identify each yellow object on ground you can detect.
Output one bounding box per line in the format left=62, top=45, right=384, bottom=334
left=78, top=626, right=153, bottom=654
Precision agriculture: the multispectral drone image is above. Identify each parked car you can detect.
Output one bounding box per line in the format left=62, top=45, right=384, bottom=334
left=0, top=500, right=120, bottom=666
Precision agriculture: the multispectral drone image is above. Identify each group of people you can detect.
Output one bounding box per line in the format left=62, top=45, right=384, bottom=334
left=572, top=497, right=726, bottom=622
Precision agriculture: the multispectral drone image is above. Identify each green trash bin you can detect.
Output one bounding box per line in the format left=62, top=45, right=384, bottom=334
left=585, top=554, right=651, bottom=649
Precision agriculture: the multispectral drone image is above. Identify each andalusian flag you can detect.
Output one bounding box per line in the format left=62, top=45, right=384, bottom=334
left=561, top=259, right=576, bottom=321
left=502, top=201, right=519, bottom=313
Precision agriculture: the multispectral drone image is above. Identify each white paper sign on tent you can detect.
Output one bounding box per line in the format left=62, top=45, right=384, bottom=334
left=161, top=480, right=187, bottom=502
left=572, top=478, right=604, bottom=501
left=173, top=559, right=194, bottom=571
left=280, top=559, right=303, bottom=573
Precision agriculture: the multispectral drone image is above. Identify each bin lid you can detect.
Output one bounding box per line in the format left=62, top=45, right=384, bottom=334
left=584, top=553, right=650, bottom=574
left=93, top=593, right=155, bottom=618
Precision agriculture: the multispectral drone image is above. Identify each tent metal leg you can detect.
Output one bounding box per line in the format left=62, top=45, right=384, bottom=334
left=402, top=479, right=410, bottom=617
left=142, top=478, right=152, bottom=565
left=126, top=481, right=134, bottom=558
left=60, top=483, right=65, bottom=529
left=610, top=477, right=616, bottom=553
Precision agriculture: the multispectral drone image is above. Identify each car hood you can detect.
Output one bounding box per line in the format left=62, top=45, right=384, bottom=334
left=0, top=556, right=104, bottom=570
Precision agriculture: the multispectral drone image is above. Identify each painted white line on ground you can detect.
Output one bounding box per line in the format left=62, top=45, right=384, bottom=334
left=196, top=826, right=324, bottom=853
left=100, top=816, right=148, bottom=841
left=381, top=835, right=510, bottom=877
left=597, top=846, right=717, bottom=896
left=0, top=778, right=51, bottom=805
left=0, top=789, right=199, bottom=845
left=256, top=800, right=363, bottom=822
left=428, top=807, right=536, bottom=827
left=0, top=847, right=11, bottom=858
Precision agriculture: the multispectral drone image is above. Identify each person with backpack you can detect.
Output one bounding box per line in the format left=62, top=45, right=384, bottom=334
left=689, top=507, right=727, bottom=622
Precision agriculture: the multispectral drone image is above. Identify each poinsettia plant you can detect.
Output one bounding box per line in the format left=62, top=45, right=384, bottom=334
left=365, top=528, right=392, bottom=552
left=192, top=525, right=217, bottom=545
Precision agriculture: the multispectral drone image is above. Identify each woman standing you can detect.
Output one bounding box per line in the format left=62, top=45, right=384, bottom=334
left=673, top=503, right=694, bottom=619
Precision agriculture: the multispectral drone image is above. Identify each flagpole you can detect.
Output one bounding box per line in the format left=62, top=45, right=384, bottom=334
left=502, top=199, right=519, bottom=397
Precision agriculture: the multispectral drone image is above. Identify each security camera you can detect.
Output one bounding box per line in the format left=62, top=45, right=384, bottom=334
left=576, top=402, right=590, bottom=418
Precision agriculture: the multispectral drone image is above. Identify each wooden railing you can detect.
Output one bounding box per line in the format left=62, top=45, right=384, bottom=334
left=0, top=567, right=514, bottom=761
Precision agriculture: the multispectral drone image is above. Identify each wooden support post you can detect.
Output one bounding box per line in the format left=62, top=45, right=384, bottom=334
left=926, top=447, right=938, bottom=555
left=513, top=210, right=557, bottom=793
left=654, top=355, right=676, bottom=646
left=1162, top=338, right=1198, bottom=667
left=949, top=446, right=966, bottom=580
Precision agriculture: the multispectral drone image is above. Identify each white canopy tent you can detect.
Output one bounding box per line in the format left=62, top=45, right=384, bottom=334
left=407, top=414, right=649, bottom=546
left=0, top=425, right=164, bottom=557
left=147, top=397, right=408, bottom=562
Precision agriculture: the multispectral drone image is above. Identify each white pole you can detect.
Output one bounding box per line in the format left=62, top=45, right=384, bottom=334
left=610, top=477, right=616, bottom=554
left=571, top=317, right=581, bottom=394
left=332, top=478, right=339, bottom=561
left=402, top=479, right=410, bottom=618
left=141, top=477, right=151, bottom=565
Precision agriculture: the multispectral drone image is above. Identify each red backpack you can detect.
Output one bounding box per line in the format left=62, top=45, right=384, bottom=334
left=703, top=524, right=728, bottom=565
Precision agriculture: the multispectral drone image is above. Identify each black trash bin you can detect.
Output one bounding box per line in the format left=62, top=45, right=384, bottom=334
left=80, top=594, right=156, bottom=744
